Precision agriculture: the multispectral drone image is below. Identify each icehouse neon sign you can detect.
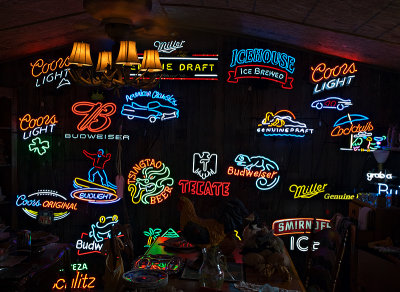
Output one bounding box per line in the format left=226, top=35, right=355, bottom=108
left=227, top=154, right=280, bottom=190
left=227, top=48, right=295, bottom=89
left=257, top=110, right=314, bottom=137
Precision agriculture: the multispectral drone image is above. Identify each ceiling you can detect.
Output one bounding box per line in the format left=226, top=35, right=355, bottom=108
left=1, top=0, right=400, bottom=71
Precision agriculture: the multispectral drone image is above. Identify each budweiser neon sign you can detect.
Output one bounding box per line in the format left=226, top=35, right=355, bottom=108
left=72, top=102, right=116, bottom=133
left=272, top=218, right=331, bottom=236
left=227, top=48, right=295, bottom=89
left=331, top=114, right=373, bottom=137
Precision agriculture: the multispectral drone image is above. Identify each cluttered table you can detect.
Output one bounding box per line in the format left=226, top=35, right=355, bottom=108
left=128, top=236, right=305, bottom=292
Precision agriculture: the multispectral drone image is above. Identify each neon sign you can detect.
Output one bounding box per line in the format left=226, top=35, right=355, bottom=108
left=193, top=152, right=218, bottom=179
left=130, top=55, right=218, bottom=80
left=16, top=190, right=76, bottom=221
left=366, top=171, right=393, bottom=181
left=310, top=97, right=352, bottom=111
left=331, top=114, right=373, bottom=137
left=144, top=227, right=179, bottom=248
left=272, top=218, right=331, bottom=236
left=28, top=137, right=50, bottom=155
left=289, top=183, right=328, bottom=199
left=228, top=154, right=280, bottom=190
left=89, top=215, right=120, bottom=243
left=52, top=271, right=95, bottom=290
left=340, top=132, right=387, bottom=152
left=127, top=159, right=174, bottom=205
left=134, top=254, right=183, bottom=273
left=126, top=90, right=177, bottom=106
left=323, top=193, right=357, bottom=200
left=71, top=149, right=120, bottom=204
left=290, top=235, right=320, bottom=252
left=30, top=56, right=70, bottom=89
left=72, top=102, right=116, bottom=133
left=227, top=48, right=295, bottom=89
left=19, top=114, right=58, bottom=131
left=178, top=180, right=230, bottom=196
left=310, top=62, right=356, bottom=94
left=257, top=110, right=313, bottom=137
left=154, top=40, right=185, bottom=53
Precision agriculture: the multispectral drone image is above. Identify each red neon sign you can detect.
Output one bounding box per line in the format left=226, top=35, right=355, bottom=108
left=310, top=62, right=357, bottom=83
left=19, top=114, right=58, bottom=131
left=72, top=102, right=116, bottom=133
left=272, top=218, right=331, bottom=236
left=31, top=56, right=69, bottom=78
left=178, top=180, right=230, bottom=196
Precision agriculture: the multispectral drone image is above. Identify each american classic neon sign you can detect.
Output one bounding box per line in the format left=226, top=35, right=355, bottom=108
left=331, top=114, right=373, bottom=137
left=30, top=56, right=70, bottom=89
left=272, top=218, right=331, bottom=236
left=16, top=190, right=76, bottom=221
left=310, top=62, right=357, bottom=94
left=257, top=110, right=314, bottom=137
left=366, top=171, right=393, bottom=181
left=71, top=149, right=120, bottom=204
left=127, top=159, right=174, bottom=205
left=228, top=154, right=280, bottom=190
left=227, top=48, right=295, bottom=89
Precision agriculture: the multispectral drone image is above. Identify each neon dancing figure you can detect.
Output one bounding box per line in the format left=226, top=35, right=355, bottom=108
left=83, top=149, right=116, bottom=189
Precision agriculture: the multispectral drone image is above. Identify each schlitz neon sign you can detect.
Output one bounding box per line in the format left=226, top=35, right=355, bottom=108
left=311, top=62, right=357, bottom=94
left=257, top=110, right=314, bottom=137
left=130, top=55, right=218, bottom=80
left=227, top=48, right=295, bottom=89
left=52, top=271, right=96, bottom=290
left=272, top=218, right=331, bottom=236
left=228, top=154, right=280, bottom=190
left=122, top=90, right=179, bottom=123
left=178, top=180, right=230, bottom=196
left=71, top=149, right=120, bottom=204
left=289, top=183, right=328, bottom=199
left=30, top=56, right=70, bottom=89
left=16, top=190, right=76, bottom=221
left=331, top=114, right=373, bottom=137
left=127, top=159, right=174, bottom=205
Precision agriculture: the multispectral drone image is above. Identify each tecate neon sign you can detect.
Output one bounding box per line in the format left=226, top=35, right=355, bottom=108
left=257, top=110, right=314, bottom=137
left=127, top=159, right=174, bottom=205
left=16, top=190, right=76, bottom=221
left=227, top=48, right=295, bottom=89
left=193, top=152, right=218, bottom=180
left=228, top=154, right=280, bottom=190
left=310, top=62, right=357, bottom=95
left=178, top=180, right=230, bottom=196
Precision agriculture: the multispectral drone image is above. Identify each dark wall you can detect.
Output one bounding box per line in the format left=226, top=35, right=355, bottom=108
left=1, top=32, right=400, bottom=259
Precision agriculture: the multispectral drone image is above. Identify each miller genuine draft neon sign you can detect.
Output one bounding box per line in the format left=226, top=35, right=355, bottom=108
left=289, top=183, right=328, bottom=199
left=227, top=48, right=295, bottom=89
left=30, top=56, right=70, bottom=89
left=310, top=62, right=357, bottom=95
left=257, top=110, right=314, bottom=137
left=227, top=154, right=280, bottom=190
left=127, top=159, right=174, bottom=205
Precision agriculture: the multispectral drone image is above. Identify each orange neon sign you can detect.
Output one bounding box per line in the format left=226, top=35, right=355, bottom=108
left=31, top=56, right=69, bottom=78
left=52, top=271, right=95, bottom=290
left=72, top=102, right=116, bottom=133
left=310, top=62, right=357, bottom=83
left=331, top=122, right=373, bottom=137
left=19, top=114, right=58, bottom=131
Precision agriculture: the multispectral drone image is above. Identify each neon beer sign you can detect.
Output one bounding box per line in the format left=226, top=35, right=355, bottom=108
left=127, top=159, right=174, bottom=205
left=72, top=102, right=116, bottom=132
left=340, top=132, right=387, bottom=152
left=19, top=114, right=58, bottom=140
left=227, top=48, right=295, bottom=89
left=228, top=154, right=280, bottom=190
left=331, top=114, right=373, bottom=137
left=30, top=56, right=70, bottom=89
left=289, top=183, right=328, bottom=199
left=71, top=149, right=120, bottom=204
left=257, top=110, right=314, bottom=137
left=272, top=218, right=331, bottom=236
left=52, top=271, right=96, bottom=290
left=154, top=40, right=185, bottom=53
left=311, top=62, right=357, bottom=94
left=178, top=180, right=230, bottom=196
left=144, top=227, right=179, bottom=248
left=193, top=152, right=218, bottom=179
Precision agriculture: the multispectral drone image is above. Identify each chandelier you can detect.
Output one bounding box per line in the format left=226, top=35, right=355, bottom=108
left=68, top=40, right=162, bottom=89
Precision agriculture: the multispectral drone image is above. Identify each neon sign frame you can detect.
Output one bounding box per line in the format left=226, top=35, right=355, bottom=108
left=289, top=183, right=328, bottom=199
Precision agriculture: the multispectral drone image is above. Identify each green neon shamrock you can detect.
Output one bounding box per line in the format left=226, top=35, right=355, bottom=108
left=28, top=137, right=50, bottom=155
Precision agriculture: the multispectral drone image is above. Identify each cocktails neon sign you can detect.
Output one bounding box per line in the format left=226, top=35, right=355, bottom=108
left=30, top=56, right=70, bottom=89
left=127, top=159, right=174, bottom=205
left=331, top=114, right=373, bottom=137
left=310, top=62, right=357, bottom=94
left=71, top=149, right=120, bottom=204
left=257, top=110, right=314, bottom=137
left=227, top=48, right=295, bottom=89
left=227, top=154, right=280, bottom=190
left=16, top=190, right=76, bottom=221
left=178, top=180, right=230, bottom=196
left=289, top=183, right=328, bottom=199
left=193, top=152, right=218, bottom=179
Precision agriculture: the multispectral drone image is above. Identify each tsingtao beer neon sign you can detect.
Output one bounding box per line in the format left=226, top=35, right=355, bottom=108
left=289, top=183, right=328, bottom=199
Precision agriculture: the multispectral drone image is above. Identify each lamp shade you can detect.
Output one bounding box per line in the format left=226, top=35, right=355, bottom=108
left=96, top=51, right=112, bottom=72
left=140, top=50, right=162, bottom=72
left=69, top=42, right=93, bottom=66
left=115, top=41, right=140, bottom=66
left=373, top=149, right=390, bottom=164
